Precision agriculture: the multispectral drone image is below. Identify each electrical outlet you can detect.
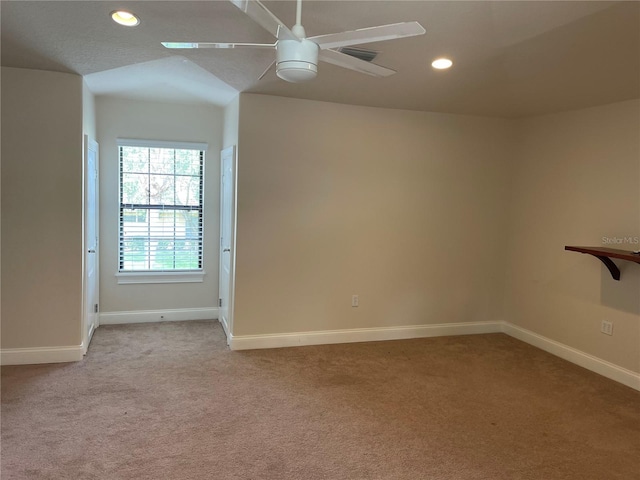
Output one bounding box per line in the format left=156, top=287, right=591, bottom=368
left=352, top=295, right=359, bottom=307
left=601, top=320, right=613, bottom=336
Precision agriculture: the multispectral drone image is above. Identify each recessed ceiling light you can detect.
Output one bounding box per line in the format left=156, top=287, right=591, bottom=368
left=432, top=58, right=453, bottom=70
left=111, top=10, right=140, bottom=27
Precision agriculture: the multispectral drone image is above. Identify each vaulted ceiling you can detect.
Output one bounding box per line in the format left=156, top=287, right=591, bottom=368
left=2, top=1, right=638, bottom=117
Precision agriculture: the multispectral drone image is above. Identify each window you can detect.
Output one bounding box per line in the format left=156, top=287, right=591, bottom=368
left=117, top=139, right=207, bottom=280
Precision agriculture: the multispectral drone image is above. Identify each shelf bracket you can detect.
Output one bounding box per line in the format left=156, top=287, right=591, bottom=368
left=592, top=255, right=620, bottom=281
left=565, top=246, right=640, bottom=281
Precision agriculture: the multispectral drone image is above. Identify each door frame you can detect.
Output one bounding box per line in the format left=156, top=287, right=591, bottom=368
left=82, top=135, right=99, bottom=354
left=218, top=145, right=238, bottom=344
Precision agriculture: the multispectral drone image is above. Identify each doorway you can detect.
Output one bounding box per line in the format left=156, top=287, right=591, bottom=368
left=83, top=135, right=99, bottom=353
left=218, top=146, right=237, bottom=343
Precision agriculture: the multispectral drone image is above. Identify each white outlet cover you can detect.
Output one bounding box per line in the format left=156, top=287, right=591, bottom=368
left=601, top=320, right=613, bottom=336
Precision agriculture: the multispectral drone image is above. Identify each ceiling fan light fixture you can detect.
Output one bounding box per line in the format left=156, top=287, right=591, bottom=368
left=431, top=57, right=453, bottom=70
left=111, top=10, right=140, bottom=27
left=276, top=62, right=318, bottom=83
left=276, top=39, right=319, bottom=83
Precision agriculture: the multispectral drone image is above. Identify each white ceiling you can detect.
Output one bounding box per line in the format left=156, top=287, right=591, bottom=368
left=1, top=1, right=638, bottom=117
left=84, top=57, right=238, bottom=106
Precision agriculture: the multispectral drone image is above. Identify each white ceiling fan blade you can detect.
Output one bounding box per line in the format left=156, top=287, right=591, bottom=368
left=258, top=60, right=276, bottom=80
left=162, top=42, right=275, bottom=49
left=162, top=42, right=275, bottom=50
left=319, top=49, right=396, bottom=77
left=310, top=22, right=425, bottom=50
left=229, top=0, right=299, bottom=41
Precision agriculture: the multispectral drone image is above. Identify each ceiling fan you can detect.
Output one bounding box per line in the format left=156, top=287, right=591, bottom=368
left=162, top=0, right=426, bottom=83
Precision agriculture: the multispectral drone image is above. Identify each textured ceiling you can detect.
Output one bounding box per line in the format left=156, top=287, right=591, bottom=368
left=1, top=1, right=639, bottom=117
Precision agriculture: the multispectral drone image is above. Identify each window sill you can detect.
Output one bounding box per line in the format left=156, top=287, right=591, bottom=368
left=116, top=271, right=206, bottom=285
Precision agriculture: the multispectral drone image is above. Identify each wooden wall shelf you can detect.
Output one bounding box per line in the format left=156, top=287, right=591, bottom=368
left=565, top=246, right=640, bottom=281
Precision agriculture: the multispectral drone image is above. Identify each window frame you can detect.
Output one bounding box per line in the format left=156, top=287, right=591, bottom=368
left=116, top=138, right=208, bottom=284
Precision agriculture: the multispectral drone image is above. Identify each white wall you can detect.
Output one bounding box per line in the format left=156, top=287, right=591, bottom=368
left=1, top=67, right=83, bottom=349
left=83, top=81, right=96, bottom=140
left=96, top=97, right=224, bottom=313
left=223, top=96, right=239, bottom=149
left=505, top=100, right=640, bottom=373
left=233, top=94, right=514, bottom=336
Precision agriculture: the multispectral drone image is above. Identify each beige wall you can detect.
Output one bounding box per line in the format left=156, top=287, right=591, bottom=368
left=233, top=94, right=514, bottom=336
left=96, top=97, right=224, bottom=312
left=505, top=100, right=640, bottom=373
left=1, top=67, right=83, bottom=348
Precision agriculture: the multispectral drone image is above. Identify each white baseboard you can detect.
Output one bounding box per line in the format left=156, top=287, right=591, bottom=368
left=1, top=345, right=84, bottom=366
left=229, top=321, right=502, bottom=351
left=99, top=307, right=218, bottom=325
left=501, top=322, right=640, bottom=391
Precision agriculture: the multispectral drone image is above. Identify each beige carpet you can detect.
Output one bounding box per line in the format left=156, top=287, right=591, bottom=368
left=1, top=320, right=639, bottom=480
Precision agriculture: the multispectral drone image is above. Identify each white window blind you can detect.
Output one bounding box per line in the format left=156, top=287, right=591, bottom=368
left=118, top=140, right=206, bottom=272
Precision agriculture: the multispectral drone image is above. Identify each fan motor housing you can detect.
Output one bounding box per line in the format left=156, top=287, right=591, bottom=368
left=276, top=39, right=319, bottom=83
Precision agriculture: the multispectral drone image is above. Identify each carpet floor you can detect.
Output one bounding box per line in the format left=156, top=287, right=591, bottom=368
left=1, top=320, right=639, bottom=479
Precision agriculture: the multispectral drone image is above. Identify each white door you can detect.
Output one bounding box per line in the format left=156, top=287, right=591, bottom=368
left=218, top=146, right=237, bottom=343
left=83, top=136, right=99, bottom=354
